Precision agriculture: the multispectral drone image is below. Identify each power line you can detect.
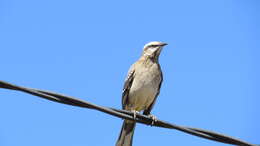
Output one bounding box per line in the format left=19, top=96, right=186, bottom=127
left=0, top=80, right=257, bottom=146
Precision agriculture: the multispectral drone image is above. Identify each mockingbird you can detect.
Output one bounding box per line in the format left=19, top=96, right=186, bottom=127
left=116, top=41, right=167, bottom=146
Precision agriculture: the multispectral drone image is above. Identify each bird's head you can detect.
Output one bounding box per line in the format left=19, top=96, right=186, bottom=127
left=142, top=41, right=167, bottom=60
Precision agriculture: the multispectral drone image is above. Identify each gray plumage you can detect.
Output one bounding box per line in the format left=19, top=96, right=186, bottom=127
left=116, top=41, right=167, bottom=146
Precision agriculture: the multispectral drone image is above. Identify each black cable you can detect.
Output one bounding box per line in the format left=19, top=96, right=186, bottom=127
left=0, top=80, right=257, bottom=146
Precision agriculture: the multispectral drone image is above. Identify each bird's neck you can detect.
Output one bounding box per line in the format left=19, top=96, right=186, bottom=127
left=139, top=55, right=159, bottom=67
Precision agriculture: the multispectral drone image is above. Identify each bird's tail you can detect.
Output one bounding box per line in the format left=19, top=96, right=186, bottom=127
left=116, top=120, right=136, bottom=146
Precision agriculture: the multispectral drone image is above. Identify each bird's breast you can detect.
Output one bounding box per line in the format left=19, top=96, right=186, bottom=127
left=127, top=64, right=161, bottom=111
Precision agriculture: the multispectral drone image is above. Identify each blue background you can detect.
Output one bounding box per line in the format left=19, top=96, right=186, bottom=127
left=0, top=0, right=259, bottom=145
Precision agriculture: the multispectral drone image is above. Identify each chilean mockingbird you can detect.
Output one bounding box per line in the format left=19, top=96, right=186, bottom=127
left=116, top=41, right=167, bottom=146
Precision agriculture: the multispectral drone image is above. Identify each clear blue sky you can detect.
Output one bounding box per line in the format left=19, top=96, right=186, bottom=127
left=0, top=0, right=259, bottom=145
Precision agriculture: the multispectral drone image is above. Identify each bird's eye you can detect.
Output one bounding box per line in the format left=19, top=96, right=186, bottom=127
left=149, top=45, right=157, bottom=48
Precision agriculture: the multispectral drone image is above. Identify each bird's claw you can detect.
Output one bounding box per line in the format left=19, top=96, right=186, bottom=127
left=131, top=110, right=140, bottom=120
left=148, top=114, right=157, bottom=126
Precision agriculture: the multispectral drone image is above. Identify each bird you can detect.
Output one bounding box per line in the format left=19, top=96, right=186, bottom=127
left=116, top=41, right=167, bottom=146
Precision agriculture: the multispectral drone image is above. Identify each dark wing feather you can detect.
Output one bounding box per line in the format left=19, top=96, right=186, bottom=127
left=143, top=65, right=163, bottom=115
left=122, top=67, right=135, bottom=110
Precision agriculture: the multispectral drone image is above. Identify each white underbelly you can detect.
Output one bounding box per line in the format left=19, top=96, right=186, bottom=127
left=127, top=77, right=158, bottom=111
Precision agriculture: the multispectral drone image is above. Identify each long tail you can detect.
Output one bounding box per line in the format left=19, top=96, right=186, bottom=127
left=116, top=120, right=136, bottom=146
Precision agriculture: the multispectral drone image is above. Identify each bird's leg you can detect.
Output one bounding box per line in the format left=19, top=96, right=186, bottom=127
left=148, top=114, right=158, bottom=126
left=130, top=110, right=140, bottom=120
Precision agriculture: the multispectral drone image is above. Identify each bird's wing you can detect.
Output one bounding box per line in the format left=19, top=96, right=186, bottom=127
left=143, top=65, right=163, bottom=115
left=122, top=65, right=135, bottom=110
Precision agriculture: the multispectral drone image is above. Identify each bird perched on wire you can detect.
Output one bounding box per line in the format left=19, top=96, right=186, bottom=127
left=116, top=41, right=167, bottom=146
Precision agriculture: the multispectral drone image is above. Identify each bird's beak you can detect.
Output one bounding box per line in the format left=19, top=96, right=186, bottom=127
left=160, top=43, right=168, bottom=46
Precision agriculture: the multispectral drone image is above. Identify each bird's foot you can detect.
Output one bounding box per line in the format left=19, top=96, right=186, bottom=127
left=148, top=114, right=157, bottom=126
left=130, top=110, right=140, bottom=120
